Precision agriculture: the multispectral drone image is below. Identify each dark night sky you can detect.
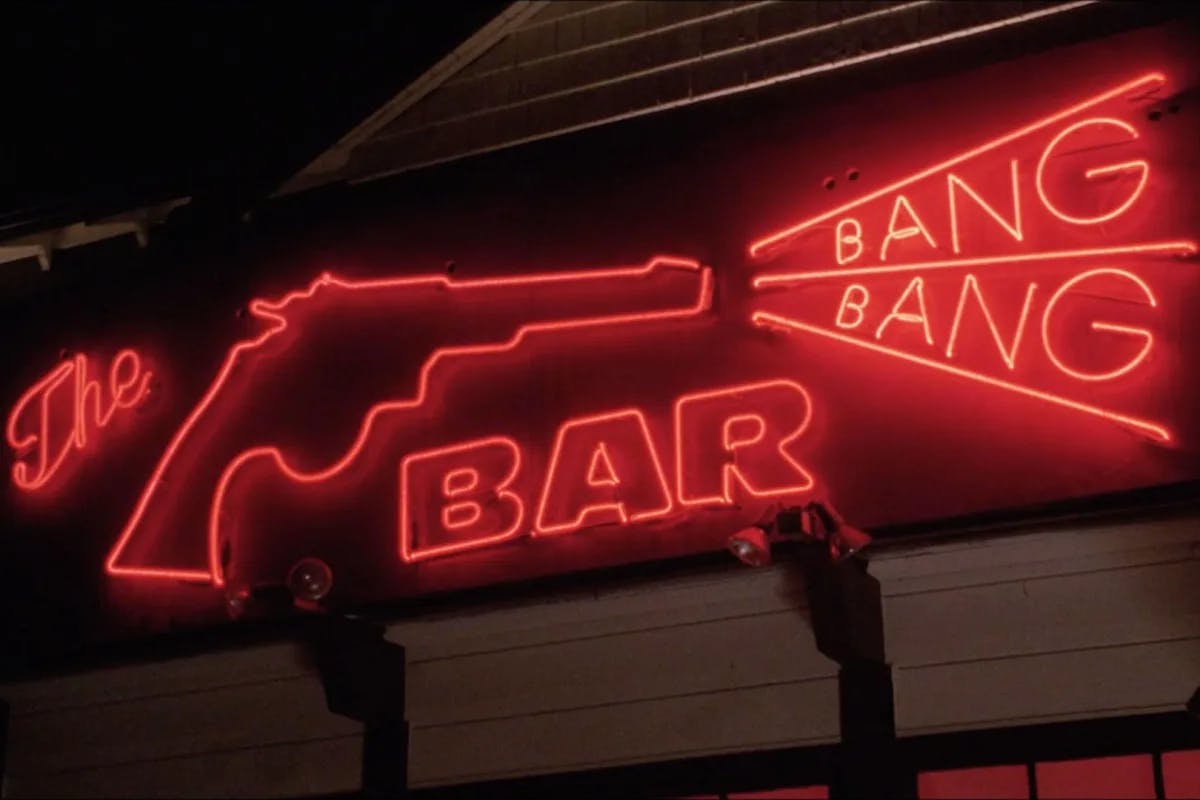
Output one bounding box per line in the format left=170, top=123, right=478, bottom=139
left=0, top=1, right=507, bottom=235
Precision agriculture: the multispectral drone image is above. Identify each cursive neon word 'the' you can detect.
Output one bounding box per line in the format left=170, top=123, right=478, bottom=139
left=7, top=349, right=153, bottom=491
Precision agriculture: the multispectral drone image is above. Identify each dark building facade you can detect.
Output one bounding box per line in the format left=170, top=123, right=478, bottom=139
left=2, top=3, right=1198, bottom=798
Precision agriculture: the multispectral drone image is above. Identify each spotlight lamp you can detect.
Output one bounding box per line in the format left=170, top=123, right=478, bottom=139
left=224, top=557, right=335, bottom=620
left=727, top=524, right=773, bottom=567
left=287, top=557, right=335, bottom=610
left=727, top=500, right=871, bottom=567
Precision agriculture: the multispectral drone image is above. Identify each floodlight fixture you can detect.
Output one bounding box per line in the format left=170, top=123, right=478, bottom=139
left=727, top=500, right=871, bottom=567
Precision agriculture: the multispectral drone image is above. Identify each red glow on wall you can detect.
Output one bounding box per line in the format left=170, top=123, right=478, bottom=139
left=751, top=241, right=1196, bottom=287
left=919, top=765, right=1030, bottom=799
left=394, top=382, right=819, bottom=560
left=673, top=380, right=815, bottom=507
left=7, top=349, right=152, bottom=491
left=728, top=788, right=829, bottom=799
left=748, top=70, right=1195, bottom=444
left=879, top=195, right=939, bottom=261
left=1163, top=749, right=1200, bottom=800
left=0, top=55, right=1183, bottom=606
left=1035, top=755, right=1155, bottom=799
left=873, top=276, right=934, bottom=345
left=753, top=309, right=1170, bottom=442
left=945, top=274, right=1037, bottom=370
left=747, top=72, right=1167, bottom=260
left=1034, top=118, right=1149, bottom=226
left=400, top=436, right=525, bottom=563
left=534, top=409, right=674, bottom=536
left=104, top=256, right=712, bottom=585
left=753, top=258, right=1181, bottom=441
left=948, top=159, right=1024, bottom=254
left=1039, top=268, right=1157, bottom=381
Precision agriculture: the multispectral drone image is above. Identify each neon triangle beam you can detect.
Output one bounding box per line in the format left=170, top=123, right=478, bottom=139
left=752, top=241, right=1198, bottom=289
left=746, top=72, right=1167, bottom=261
left=751, top=310, right=1171, bottom=443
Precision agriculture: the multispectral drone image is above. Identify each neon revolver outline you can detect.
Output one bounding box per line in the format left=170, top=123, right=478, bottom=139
left=102, top=255, right=713, bottom=586
left=8, top=70, right=1197, bottom=588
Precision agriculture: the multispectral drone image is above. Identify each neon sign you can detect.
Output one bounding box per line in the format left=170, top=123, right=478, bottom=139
left=399, top=382, right=814, bottom=563
left=749, top=71, right=1196, bottom=444
left=746, top=74, right=1170, bottom=259
left=7, top=350, right=152, bottom=491
left=104, top=256, right=728, bottom=584
left=4, top=65, right=1197, bottom=605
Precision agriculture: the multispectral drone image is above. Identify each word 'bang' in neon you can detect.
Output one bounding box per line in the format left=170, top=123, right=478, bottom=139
left=753, top=309, right=1169, bottom=442
left=748, top=70, right=1194, bottom=443
left=747, top=73, right=1167, bottom=260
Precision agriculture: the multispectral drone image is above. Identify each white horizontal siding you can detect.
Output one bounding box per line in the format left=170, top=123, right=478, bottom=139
left=390, top=563, right=840, bottom=787
left=875, top=512, right=1200, bottom=736
left=3, top=510, right=1196, bottom=796
left=893, top=638, right=1200, bottom=735
left=406, top=611, right=835, bottom=725
left=1, top=642, right=362, bottom=799
left=0, top=562, right=838, bottom=797
left=409, top=678, right=838, bottom=786
left=5, top=734, right=363, bottom=800
left=7, top=675, right=360, bottom=777
left=1, top=641, right=312, bottom=716
left=388, top=561, right=816, bottom=661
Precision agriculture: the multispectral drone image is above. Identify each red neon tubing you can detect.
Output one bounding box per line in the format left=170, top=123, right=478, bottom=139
left=752, top=310, right=1170, bottom=442
left=747, top=72, right=1167, bottom=260
left=1034, top=118, right=1149, bottom=226
left=672, top=379, right=815, bottom=507
left=1040, top=268, right=1157, bottom=382
left=532, top=408, right=674, bottom=537
left=399, top=436, right=525, bottom=563
left=752, top=240, right=1197, bottom=289
left=8, top=350, right=152, bottom=491
left=105, top=256, right=712, bottom=585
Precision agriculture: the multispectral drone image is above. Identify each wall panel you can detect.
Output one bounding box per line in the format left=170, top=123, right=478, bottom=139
left=5, top=512, right=1197, bottom=795
left=398, top=563, right=839, bottom=787
left=409, top=678, right=839, bottom=787
left=1, top=642, right=362, bottom=799
left=5, top=735, right=363, bottom=800
left=877, top=513, right=1200, bottom=737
